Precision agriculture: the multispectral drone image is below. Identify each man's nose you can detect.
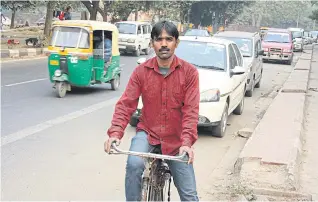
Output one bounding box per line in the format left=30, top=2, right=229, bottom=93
left=160, top=39, right=168, bottom=46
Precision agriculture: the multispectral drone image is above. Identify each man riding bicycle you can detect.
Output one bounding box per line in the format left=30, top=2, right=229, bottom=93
left=105, top=20, right=200, bottom=201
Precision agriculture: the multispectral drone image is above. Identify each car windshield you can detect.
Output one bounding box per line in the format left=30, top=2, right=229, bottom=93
left=50, top=26, right=89, bottom=48
left=264, top=32, right=290, bottom=43
left=184, top=29, right=209, bottom=37
left=215, top=36, right=252, bottom=57
left=291, top=31, right=302, bottom=39
left=175, top=41, right=227, bottom=71
left=115, top=23, right=136, bottom=34
left=311, top=31, right=318, bottom=38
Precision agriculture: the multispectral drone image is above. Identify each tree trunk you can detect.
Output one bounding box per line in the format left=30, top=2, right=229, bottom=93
left=256, top=13, right=263, bottom=27
left=81, top=11, right=88, bottom=20
left=135, top=10, right=138, bottom=21
left=44, top=1, right=54, bottom=36
left=103, top=2, right=108, bottom=22
left=10, top=8, right=16, bottom=29
left=251, top=13, right=256, bottom=26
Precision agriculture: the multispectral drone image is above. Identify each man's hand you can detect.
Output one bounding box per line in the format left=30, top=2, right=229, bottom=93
left=179, top=146, right=194, bottom=164
left=104, top=137, right=121, bottom=154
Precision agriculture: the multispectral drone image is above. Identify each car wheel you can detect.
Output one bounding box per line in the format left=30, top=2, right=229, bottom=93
left=211, top=103, right=229, bottom=138
left=233, top=96, right=244, bottom=115
left=135, top=46, right=141, bottom=57
left=245, top=79, right=254, bottom=97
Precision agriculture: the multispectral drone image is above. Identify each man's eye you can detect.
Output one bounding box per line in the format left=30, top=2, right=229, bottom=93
left=166, top=38, right=173, bottom=42
left=155, top=38, right=162, bottom=42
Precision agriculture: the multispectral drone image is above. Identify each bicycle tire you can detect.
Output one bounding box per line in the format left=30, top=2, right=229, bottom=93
left=148, top=185, right=164, bottom=201
left=141, top=177, right=149, bottom=201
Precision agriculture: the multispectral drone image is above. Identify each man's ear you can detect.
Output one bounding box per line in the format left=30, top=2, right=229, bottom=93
left=150, top=39, right=154, bottom=48
left=176, top=39, right=180, bottom=47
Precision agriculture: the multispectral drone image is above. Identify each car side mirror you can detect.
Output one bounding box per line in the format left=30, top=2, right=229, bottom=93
left=137, top=57, right=146, bottom=65
left=258, top=50, right=264, bottom=55
left=231, top=66, right=245, bottom=76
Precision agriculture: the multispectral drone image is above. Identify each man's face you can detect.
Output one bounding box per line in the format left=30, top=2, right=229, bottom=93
left=152, top=29, right=178, bottom=60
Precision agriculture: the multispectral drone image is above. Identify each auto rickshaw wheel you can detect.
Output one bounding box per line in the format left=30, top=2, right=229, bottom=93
left=56, top=82, right=67, bottom=98
left=110, top=74, right=120, bottom=91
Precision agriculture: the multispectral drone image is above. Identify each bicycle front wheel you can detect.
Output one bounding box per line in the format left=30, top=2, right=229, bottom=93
left=148, top=186, right=163, bottom=201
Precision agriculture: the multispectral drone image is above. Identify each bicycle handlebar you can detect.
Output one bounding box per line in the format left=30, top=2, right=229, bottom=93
left=110, top=143, right=188, bottom=163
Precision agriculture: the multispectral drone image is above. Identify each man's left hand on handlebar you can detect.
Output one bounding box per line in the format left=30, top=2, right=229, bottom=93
left=179, top=146, right=194, bottom=164
left=104, top=137, right=120, bottom=154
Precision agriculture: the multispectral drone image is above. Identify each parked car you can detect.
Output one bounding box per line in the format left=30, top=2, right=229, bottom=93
left=262, top=28, right=294, bottom=65
left=310, top=31, right=318, bottom=43
left=115, top=21, right=152, bottom=56
left=183, top=29, right=210, bottom=37
left=130, top=36, right=247, bottom=137
left=288, top=27, right=304, bottom=52
left=213, top=31, right=264, bottom=97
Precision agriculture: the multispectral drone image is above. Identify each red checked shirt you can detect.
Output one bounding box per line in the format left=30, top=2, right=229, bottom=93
left=107, top=55, right=200, bottom=155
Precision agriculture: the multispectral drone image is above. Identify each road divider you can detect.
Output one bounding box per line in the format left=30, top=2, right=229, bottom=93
left=234, top=45, right=314, bottom=199
left=1, top=48, right=48, bottom=59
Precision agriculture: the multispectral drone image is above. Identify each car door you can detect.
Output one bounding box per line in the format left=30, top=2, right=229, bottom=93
left=137, top=25, right=143, bottom=48
left=141, top=24, right=148, bottom=49
left=228, top=43, right=243, bottom=112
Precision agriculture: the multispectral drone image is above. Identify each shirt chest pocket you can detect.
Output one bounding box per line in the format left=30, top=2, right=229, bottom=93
left=171, top=84, right=185, bottom=108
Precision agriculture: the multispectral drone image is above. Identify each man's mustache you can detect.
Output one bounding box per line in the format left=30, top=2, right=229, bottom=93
left=159, top=48, right=170, bottom=52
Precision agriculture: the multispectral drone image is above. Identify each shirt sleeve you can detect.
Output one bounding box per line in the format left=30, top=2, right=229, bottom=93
left=180, top=66, right=200, bottom=147
left=107, top=68, right=142, bottom=139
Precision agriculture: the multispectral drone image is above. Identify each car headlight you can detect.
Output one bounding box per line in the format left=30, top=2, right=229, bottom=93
left=262, top=48, right=268, bottom=51
left=128, top=38, right=135, bottom=43
left=283, top=49, right=292, bottom=53
left=54, top=69, right=62, bottom=77
left=200, top=89, right=220, bottom=102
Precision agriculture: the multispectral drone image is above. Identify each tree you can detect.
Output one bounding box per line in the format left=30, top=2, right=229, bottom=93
left=1, top=1, right=35, bottom=28
left=310, top=9, right=318, bottom=21
left=81, top=0, right=101, bottom=20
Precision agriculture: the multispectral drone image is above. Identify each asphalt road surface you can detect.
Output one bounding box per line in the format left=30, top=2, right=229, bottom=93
left=1, top=52, right=300, bottom=200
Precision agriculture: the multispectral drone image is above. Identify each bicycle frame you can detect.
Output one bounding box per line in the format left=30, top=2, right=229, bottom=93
left=110, top=143, right=187, bottom=201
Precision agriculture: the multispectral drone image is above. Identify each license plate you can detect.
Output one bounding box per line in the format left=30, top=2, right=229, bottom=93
left=270, top=54, right=280, bottom=59
left=50, top=60, right=59, bottom=65
left=119, top=45, right=126, bottom=49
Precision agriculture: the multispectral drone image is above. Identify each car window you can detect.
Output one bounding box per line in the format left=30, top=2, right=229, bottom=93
left=175, top=41, right=227, bottom=70
left=137, top=25, right=142, bottom=34
left=255, top=40, right=262, bottom=57
left=142, top=25, right=147, bottom=34
left=232, top=44, right=243, bottom=66
left=229, top=44, right=238, bottom=69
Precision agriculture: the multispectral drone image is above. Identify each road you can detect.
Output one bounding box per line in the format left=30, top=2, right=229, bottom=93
left=1, top=53, right=300, bottom=200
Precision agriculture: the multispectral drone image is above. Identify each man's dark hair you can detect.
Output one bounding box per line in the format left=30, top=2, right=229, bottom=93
left=66, top=6, right=71, bottom=11
left=151, top=20, right=179, bottom=40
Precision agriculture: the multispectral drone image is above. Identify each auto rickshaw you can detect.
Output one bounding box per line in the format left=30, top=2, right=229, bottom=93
left=46, top=20, right=121, bottom=98
left=260, top=26, right=269, bottom=40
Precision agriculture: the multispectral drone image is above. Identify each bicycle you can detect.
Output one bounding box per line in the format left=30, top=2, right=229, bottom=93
left=110, top=142, right=187, bottom=201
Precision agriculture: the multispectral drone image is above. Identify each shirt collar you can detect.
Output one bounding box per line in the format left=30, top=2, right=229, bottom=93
left=144, top=55, right=182, bottom=71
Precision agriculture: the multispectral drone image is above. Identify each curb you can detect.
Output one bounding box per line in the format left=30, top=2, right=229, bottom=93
left=234, top=45, right=314, bottom=197
left=0, top=48, right=47, bottom=59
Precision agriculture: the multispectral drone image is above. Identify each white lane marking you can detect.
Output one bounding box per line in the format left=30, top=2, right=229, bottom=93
left=3, top=78, right=47, bottom=87
left=1, top=96, right=120, bottom=147
left=0, top=56, right=46, bottom=64
left=2, top=64, right=126, bottom=87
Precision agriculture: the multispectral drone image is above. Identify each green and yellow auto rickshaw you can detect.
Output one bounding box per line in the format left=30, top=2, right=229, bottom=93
left=47, top=20, right=121, bottom=98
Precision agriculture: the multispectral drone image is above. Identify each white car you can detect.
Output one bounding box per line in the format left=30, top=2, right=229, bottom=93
left=130, top=36, right=247, bottom=137
left=115, top=21, right=152, bottom=56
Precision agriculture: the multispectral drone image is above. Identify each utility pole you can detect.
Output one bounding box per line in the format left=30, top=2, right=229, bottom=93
left=314, top=19, right=316, bottom=30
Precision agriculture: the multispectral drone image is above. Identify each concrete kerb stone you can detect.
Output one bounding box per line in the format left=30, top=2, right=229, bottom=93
left=8, top=49, right=19, bottom=58
left=27, top=48, right=37, bottom=56
left=1, top=48, right=47, bottom=59
left=234, top=45, right=313, bottom=197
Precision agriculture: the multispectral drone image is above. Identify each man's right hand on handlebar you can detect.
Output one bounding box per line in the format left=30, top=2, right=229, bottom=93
left=104, top=137, right=121, bottom=154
